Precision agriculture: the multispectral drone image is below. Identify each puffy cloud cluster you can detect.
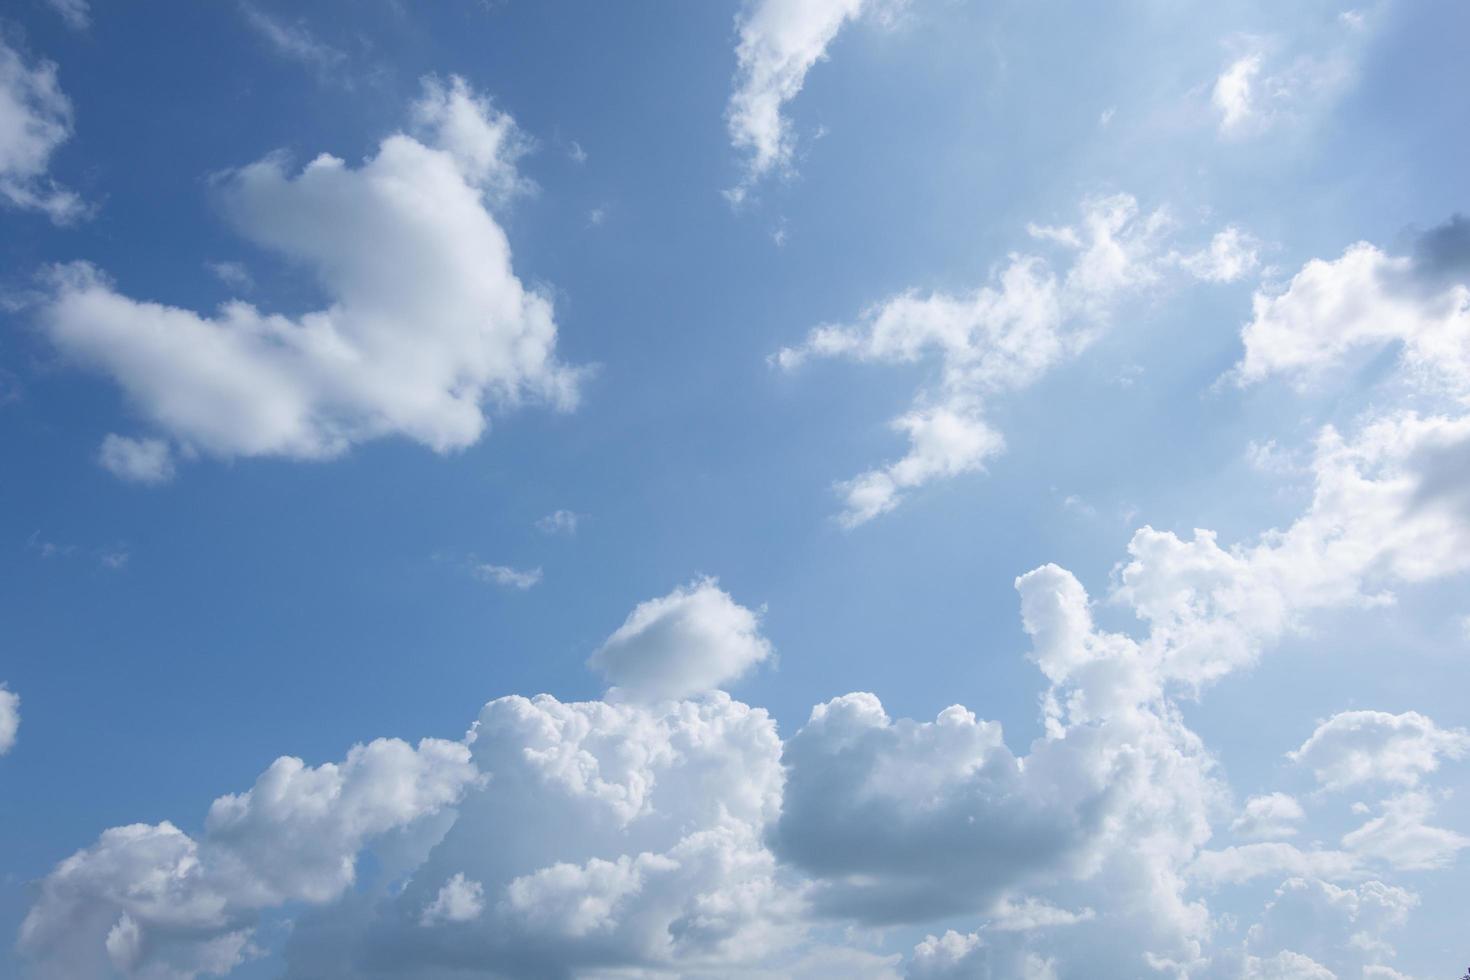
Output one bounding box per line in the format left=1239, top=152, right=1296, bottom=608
left=1229, top=794, right=1305, bottom=842
left=776, top=195, right=1249, bottom=525
left=280, top=692, right=794, bottom=978
left=0, top=683, right=18, bottom=755
left=39, top=76, right=581, bottom=481
left=1236, top=226, right=1470, bottom=398
left=589, top=578, right=773, bottom=700
left=19, top=737, right=477, bottom=979
left=1289, top=710, right=1470, bottom=792
left=0, top=37, right=84, bottom=222
left=726, top=0, right=903, bottom=203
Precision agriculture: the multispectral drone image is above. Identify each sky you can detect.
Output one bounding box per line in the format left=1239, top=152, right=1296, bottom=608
left=0, top=0, right=1467, bottom=978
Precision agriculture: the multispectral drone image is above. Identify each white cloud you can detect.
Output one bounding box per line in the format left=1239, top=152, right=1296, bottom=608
left=1231, top=793, right=1306, bottom=841
left=1340, top=791, right=1470, bottom=871
left=1175, top=227, right=1261, bottom=283
left=0, top=684, right=18, bottom=755
left=97, top=434, right=175, bottom=485
left=46, top=0, right=91, bottom=30
left=40, top=77, right=581, bottom=479
left=1240, top=877, right=1417, bottom=978
left=420, top=872, right=484, bottom=925
left=908, top=930, right=1059, bottom=980
left=589, top=577, right=773, bottom=700
left=1188, top=842, right=1357, bottom=887
left=472, top=562, right=542, bottom=590
left=281, top=691, right=796, bottom=977
left=1210, top=22, right=1368, bottom=141
left=206, top=260, right=253, bottom=291
left=240, top=3, right=345, bottom=76
left=0, top=38, right=84, bottom=222
left=726, top=0, right=901, bottom=202
left=1212, top=54, right=1262, bottom=135
left=20, top=737, right=477, bottom=979
left=1235, top=237, right=1470, bottom=397
left=535, top=509, right=581, bottom=534
left=1288, top=710, right=1470, bottom=792
left=777, top=195, right=1247, bottom=525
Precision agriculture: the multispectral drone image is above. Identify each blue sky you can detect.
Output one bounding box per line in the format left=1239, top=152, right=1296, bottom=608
left=1, top=1, right=1468, bottom=977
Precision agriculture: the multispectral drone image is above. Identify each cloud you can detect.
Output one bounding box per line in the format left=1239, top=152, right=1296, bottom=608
left=45, top=0, right=91, bottom=30
left=1230, top=793, right=1305, bottom=841
left=1174, top=227, right=1261, bottom=283
left=726, top=0, right=902, bottom=203
left=239, top=3, right=346, bottom=77
left=19, top=737, right=478, bottom=979
left=419, top=872, right=484, bottom=925
left=0, top=684, right=17, bottom=755
left=206, top=260, right=254, bottom=291
left=1234, top=223, right=1470, bottom=397
left=279, top=692, right=795, bottom=978
left=471, top=562, right=542, bottom=590
left=1340, top=791, right=1470, bottom=871
left=1288, top=710, right=1470, bottom=792
left=1237, top=877, right=1417, bottom=978
left=776, top=195, right=1245, bottom=525
left=535, top=509, right=581, bottom=535
left=38, top=76, right=582, bottom=480
left=1210, top=22, right=1369, bottom=141
left=908, top=930, right=1059, bottom=980
left=97, top=434, right=175, bottom=484
left=588, top=577, right=773, bottom=700
left=0, top=37, right=85, bottom=222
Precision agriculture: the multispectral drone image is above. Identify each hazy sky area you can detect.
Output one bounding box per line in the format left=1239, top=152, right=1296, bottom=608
left=1, top=1, right=1468, bottom=977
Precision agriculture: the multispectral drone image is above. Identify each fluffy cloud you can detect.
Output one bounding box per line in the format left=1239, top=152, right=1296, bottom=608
left=0, top=683, right=17, bottom=755
left=908, top=930, right=1059, bottom=980
left=772, top=561, right=1222, bottom=976
left=1340, top=791, right=1469, bottom=871
left=280, top=692, right=795, bottom=978
left=1288, top=710, right=1470, bottom=792
left=420, top=873, right=485, bottom=925
left=1230, top=794, right=1305, bottom=841
left=39, top=76, right=581, bottom=479
left=97, top=434, right=176, bottom=484
left=776, top=195, right=1246, bottom=525
left=20, top=738, right=477, bottom=979
left=1235, top=220, right=1470, bottom=397
left=726, top=0, right=902, bottom=202
left=0, top=37, right=84, bottom=222
left=589, top=578, right=773, bottom=700
left=1112, top=410, right=1470, bottom=689
left=471, top=562, right=542, bottom=590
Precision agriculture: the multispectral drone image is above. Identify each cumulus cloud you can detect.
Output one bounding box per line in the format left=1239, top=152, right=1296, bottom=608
left=0, top=37, right=85, bottom=222
left=20, top=737, right=477, bottom=979
left=589, top=578, right=773, bottom=700
left=0, top=684, right=17, bottom=755
left=1235, top=221, right=1470, bottom=397
left=535, top=509, right=581, bottom=535
left=726, top=0, right=903, bottom=203
left=471, top=562, right=542, bottom=590
left=281, top=692, right=796, bottom=978
left=97, top=433, right=175, bottom=484
left=1288, top=710, right=1470, bottom=792
left=908, top=930, right=1059, bottom=980
left=420, top=873, right=485, bottom=925
left=776, top=195, right=1246, bottom=525
left=1230, top=793, right=1305, bottom=841
left=39, top=76, right=581, bottom=480
left=1340, top=791, right=1469, bottom=871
